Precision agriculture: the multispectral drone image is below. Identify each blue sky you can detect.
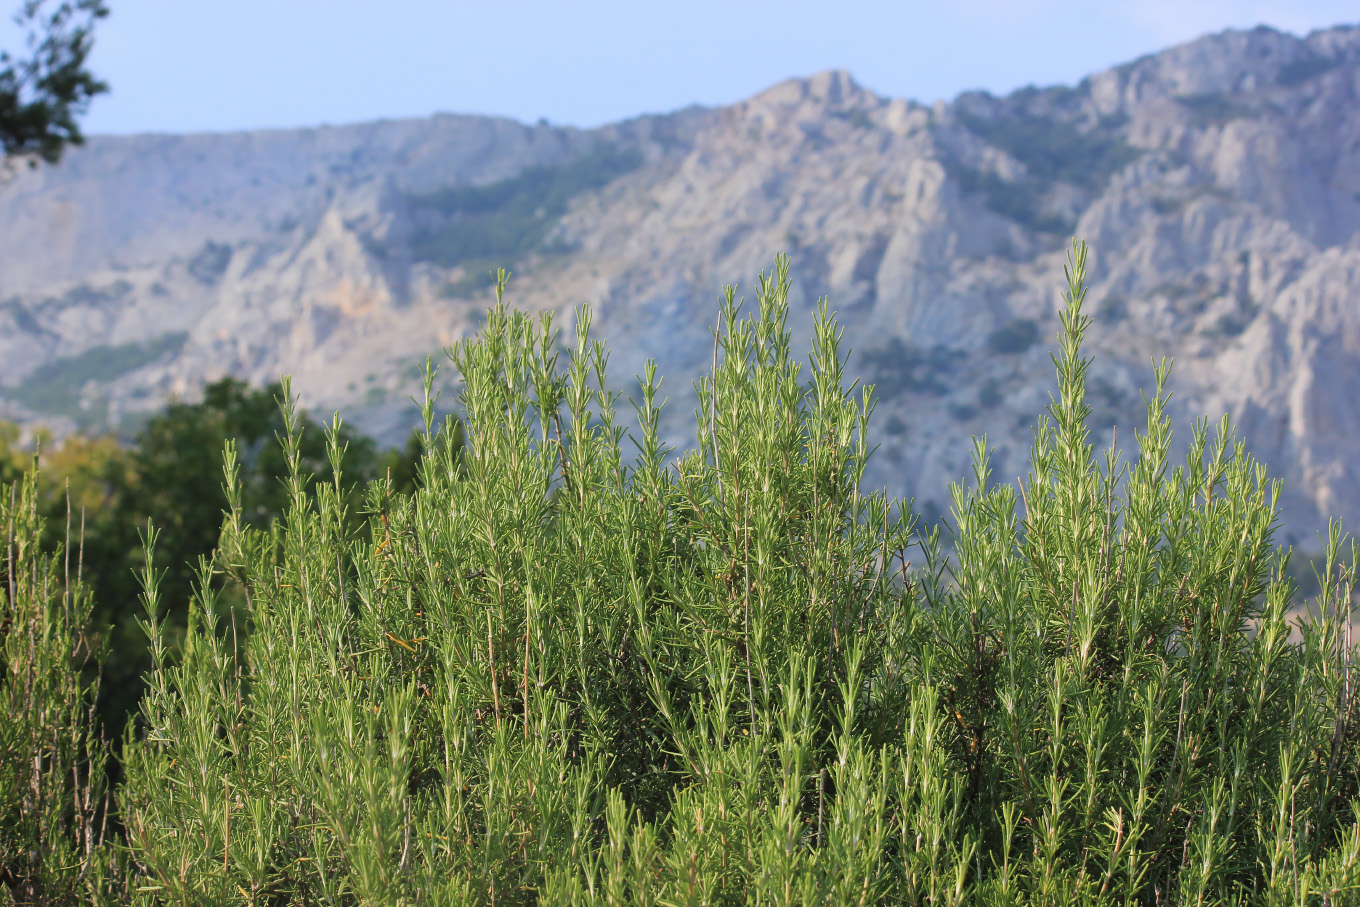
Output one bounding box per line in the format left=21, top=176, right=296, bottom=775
left=6, top=0, right=1358, bottom=135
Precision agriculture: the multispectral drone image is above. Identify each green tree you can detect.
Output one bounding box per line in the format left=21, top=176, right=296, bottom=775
left=81, top=378, right=401, bottom=737
left=0, top=421, right=29, bottom=484
left=6, top=378, right=444, bottom=742
left=1, top=0, right=109, bottom=166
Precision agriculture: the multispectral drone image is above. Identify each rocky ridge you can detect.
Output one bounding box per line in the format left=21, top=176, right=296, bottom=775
left=1, top=24, right=1359, bottom=542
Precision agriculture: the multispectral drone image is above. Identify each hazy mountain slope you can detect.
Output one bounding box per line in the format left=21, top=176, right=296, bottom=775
left=1, top=24, right=1358, bottom=541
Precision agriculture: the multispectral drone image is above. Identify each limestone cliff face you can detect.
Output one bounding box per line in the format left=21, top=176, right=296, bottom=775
left=2, top=24, right=1358, bottom=541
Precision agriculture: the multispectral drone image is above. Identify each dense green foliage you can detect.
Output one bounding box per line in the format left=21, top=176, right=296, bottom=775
left=3, top=245, right=1360, bottom=904
left=0, top=378, right=432, bottom=743
left=1, top=473, right=117, bottom=902
left=0, top=0, right=108, bottom=165
left=0, top=423, right=25, bottom=486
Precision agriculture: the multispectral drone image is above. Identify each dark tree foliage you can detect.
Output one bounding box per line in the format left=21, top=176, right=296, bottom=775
left=985, top=317, right=1041, bottom=354
left=408, top=144, right=643, bottom=279
left=956, top=109, right=1140, bottom=190
left=48, top=377, right=432, bottom=739
left=0, top=0, right=108, bottom=165
left=0, top=422, right=25, bottom=485
left=117, top=378, right=381, bottom=592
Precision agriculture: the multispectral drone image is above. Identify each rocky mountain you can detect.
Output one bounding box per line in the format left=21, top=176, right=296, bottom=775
left=2, top=23, right=1359, bottom=544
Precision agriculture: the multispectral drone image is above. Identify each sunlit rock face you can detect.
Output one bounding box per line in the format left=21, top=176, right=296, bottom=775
left=2, top=24, right=1359, bottom=542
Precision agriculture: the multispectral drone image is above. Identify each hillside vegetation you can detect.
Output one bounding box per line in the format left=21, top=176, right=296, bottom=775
left=3, top=245, right=1360, bottom=905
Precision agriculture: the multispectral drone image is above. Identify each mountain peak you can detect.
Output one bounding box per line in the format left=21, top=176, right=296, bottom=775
left=1093, top=21, right=1360, bottom=101
left=750, top=68, right=870, bottom=109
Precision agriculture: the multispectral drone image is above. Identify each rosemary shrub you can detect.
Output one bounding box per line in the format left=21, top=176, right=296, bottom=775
left=1, top=474, right=117, bottom=903
left=4, top=241, right=1360, bottom=904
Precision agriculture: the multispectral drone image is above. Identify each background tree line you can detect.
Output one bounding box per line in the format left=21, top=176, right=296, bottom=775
left=0, top=378, right=440, bottom=736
